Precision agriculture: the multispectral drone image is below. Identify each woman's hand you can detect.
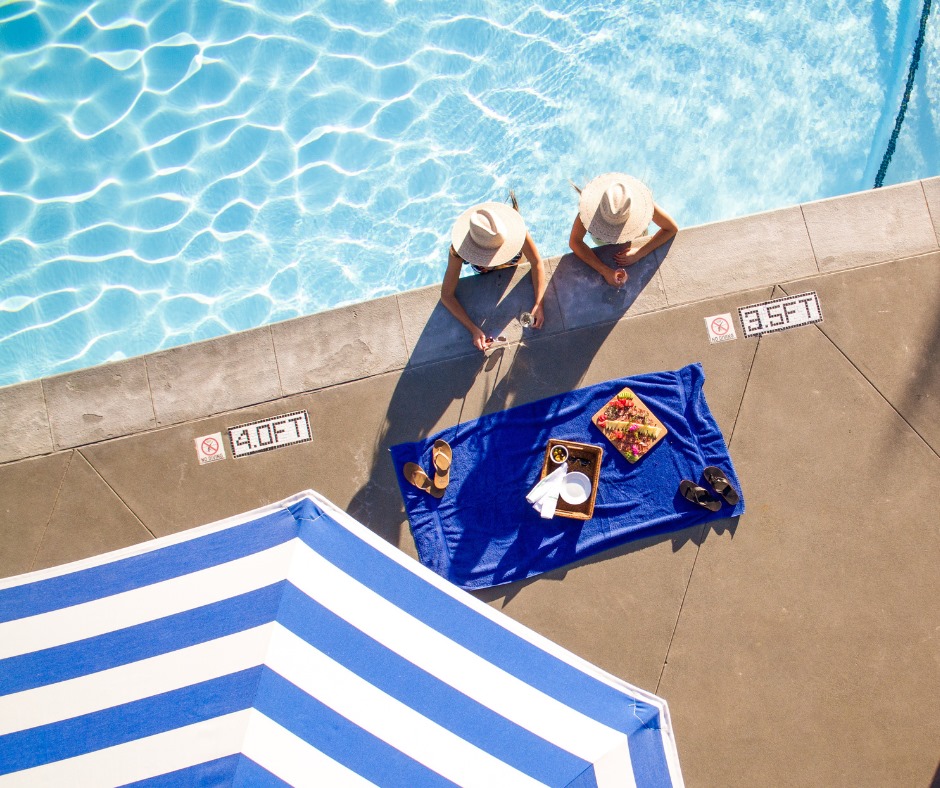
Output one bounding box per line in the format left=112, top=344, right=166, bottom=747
left=530, top=302, right=545, bottom=329
left=613, top=245, right=641, bottom=265
left=471, top=326, right=490, bottom=351
left=602, top=267, right=627, bottom=287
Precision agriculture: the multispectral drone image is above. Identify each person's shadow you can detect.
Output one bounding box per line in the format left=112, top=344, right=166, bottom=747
left=344, top=239, right=674, bottom=558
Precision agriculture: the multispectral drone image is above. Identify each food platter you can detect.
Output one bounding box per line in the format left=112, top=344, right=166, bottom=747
left=591, top=387, right=667, bottom=463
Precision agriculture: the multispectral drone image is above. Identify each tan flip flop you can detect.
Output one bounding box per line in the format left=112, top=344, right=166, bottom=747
left=404, top=462, right=444, bottom=498
left=432, top=439, right=452, bottom=490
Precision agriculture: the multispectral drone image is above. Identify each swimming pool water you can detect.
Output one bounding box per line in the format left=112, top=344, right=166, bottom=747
left=1, top=0, right=937, bottom=386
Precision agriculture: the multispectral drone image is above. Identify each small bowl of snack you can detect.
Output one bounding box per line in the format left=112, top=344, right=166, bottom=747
left=550, top=444, right=569, bottom=464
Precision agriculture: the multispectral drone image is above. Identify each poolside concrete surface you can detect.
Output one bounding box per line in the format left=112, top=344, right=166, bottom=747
left=1, top=182, right=939, bottom=786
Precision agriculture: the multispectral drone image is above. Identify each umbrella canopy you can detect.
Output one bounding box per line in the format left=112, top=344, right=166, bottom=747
left=0, top=491, right=683, bottom=787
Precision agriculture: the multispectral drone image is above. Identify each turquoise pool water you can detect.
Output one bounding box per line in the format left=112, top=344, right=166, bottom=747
left=1, top=0, right=937, bottom=386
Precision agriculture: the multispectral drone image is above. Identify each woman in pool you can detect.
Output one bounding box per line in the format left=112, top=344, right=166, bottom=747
left=442, top=192, right=547, bottom=351
left=568, top=173, right=678, bottom=287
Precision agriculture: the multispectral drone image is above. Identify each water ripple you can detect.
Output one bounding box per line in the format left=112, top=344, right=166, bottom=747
left=0, top=0, right=936, bottom=386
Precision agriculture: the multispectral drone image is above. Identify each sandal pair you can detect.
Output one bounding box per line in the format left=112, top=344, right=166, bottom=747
left=679, top=466, right=740, bottom=512
left=404, top=440, right=452, bottom=499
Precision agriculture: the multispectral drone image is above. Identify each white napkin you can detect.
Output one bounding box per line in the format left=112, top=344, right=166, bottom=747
left=527, top=463, right=567, bottom=519
left=536, top=487, right=560, bottom=519
left=527, top=463, right=567, bottom=504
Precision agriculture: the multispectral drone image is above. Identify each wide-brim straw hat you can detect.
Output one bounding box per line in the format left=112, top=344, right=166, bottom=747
left=451, top=202, right=527, bottom=267
left=578, top=173, right=654, bottom=244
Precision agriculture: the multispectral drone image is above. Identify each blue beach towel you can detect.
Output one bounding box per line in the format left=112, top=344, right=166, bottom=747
left=390, top=363, right=744, bottom=590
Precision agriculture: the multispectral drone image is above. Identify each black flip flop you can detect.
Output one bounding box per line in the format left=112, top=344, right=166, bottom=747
left=703, top=466, right=740, bottom=506
left=679, top=480, right=721, bottom=512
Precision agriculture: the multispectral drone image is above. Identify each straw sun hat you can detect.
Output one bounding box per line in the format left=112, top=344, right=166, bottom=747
left=578, top=173, right=654, bottom=244
left=451, top=202, right=527, bottom=268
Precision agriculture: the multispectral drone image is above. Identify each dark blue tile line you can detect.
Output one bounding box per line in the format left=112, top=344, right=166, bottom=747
left=875, top=0, right=932, bottom=187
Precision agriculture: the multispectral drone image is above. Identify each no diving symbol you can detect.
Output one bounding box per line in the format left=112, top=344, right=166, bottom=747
left=704, top=312, right=737, bottom=344
left=195, top=432, right=227, bottom=465
left=711, top=317, right=730, bottom=336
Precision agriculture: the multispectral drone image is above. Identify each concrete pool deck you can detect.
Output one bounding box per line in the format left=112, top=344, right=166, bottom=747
left=2, top=177, right=939, bottom=785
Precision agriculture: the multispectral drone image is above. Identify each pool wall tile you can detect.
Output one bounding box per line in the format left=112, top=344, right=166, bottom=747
left=0, top=381, right=53, bottom=462
left=398, top=262, right=562, bottom=365
left=147, top=330, right=282, bottom=426
left=657, top=206, right=818, bottom=306
left=271, top=295, right=408, bottom=395
left=921, top=176, right=940, bottom=244
left=802, top=181, right=939, bottom=272
left=43, top=360, right=155, bottom=450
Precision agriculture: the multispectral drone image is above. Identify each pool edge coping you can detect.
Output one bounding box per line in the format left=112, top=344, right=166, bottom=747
left=2, top=176, right=938, bottom=464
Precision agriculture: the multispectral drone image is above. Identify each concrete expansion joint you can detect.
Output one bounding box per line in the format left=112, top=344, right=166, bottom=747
left=27, top=449, right=74, bottom=572
left=800, top=319, right=940, bottom=461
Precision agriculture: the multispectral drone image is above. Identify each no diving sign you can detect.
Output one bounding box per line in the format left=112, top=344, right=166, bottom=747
left=195, top=432, right=227, bottom=465
left=705, top=313, right=737, bottom=344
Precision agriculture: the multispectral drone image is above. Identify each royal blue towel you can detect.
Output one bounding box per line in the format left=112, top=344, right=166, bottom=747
left=390, top=363, right=744, bottom=590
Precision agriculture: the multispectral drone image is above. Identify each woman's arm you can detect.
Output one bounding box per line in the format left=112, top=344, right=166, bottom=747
left=440, top=248, right=489, bottom=351
left=568, top=216, right=621, bottom=287
left=614, top=203, right=678, bottom=264
left=522, top=232, right=547, bottom=328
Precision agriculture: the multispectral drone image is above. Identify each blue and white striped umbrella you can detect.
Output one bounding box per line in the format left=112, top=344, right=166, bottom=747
left=0, top=491, right=683, bottom=786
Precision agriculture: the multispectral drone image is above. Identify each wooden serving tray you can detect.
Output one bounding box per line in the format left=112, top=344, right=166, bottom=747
left=539, top=439, right=603, bottom=520
left=591, top=386, right=667, bottom=463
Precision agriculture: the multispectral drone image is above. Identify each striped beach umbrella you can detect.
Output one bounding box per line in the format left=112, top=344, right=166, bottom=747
left=0, top=491, right=683, bottom=786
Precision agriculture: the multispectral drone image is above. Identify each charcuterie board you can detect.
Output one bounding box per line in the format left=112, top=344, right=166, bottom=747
left=591, top=387, right=667, bottom=463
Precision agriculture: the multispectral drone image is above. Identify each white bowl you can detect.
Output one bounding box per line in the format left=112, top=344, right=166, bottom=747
left=559, top=471, right=591, bottom=505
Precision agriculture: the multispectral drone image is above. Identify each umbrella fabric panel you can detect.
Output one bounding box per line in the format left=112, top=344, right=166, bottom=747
left=290, top=498, right=670, bottom=742
left=0, top=585, right=285, bottom=697
left=0, top=670, right=261, bottom=773
left=121, top=754, right=246, bottom=787
left=0, top=505, right=301, bottom=625
left=0, top=491, right=683, bottom=787
left=272, top=585, right=592, bottom=783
